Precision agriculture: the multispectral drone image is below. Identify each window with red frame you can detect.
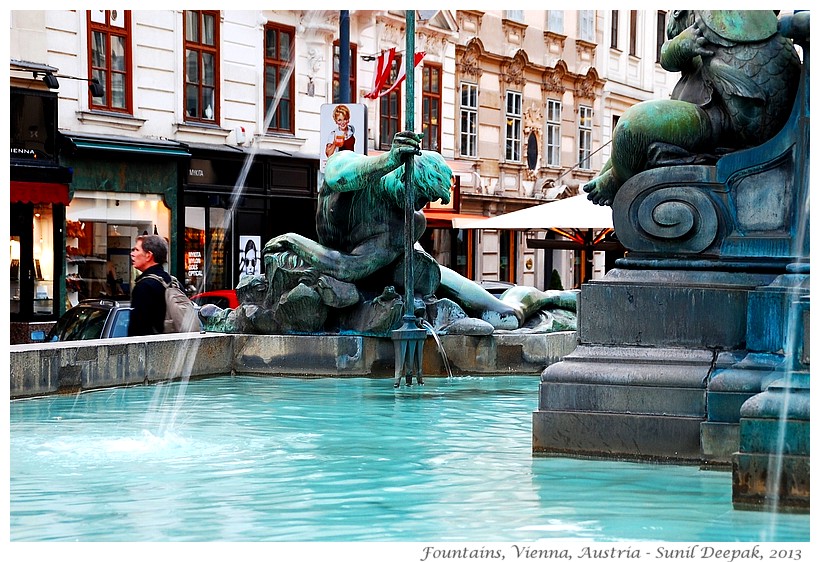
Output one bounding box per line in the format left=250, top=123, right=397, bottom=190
left=88, top=10, right=130, bottom=112
left=332, top=40, right=357, bottom=103
left=184, top=10, right=219, bottom=122
left=264, top=23, right=295, bottom=133
left=379, top=54, right=401, bottom=150
left=421, top=63, right=441, bottom=152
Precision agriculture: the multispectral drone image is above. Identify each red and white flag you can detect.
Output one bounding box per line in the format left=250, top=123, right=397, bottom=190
left=363, top=48, right=396, bottom=99
left=363, top=49, right=426, bottom=99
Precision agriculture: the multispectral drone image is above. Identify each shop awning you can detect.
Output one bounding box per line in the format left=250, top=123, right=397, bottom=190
left=61, top=132, right=190, bottom=158
left=11, top=180, right=70, bottom=205
left=423, top=211, right=488, bottom=229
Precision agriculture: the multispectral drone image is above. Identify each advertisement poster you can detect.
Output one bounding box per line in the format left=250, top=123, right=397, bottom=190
left=239, top=235, right=261, bottom=278
left=320, top=103, right=367, bottom=172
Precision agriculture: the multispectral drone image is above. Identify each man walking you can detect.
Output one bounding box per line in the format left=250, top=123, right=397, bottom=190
left=128, top=234, right=171, bottom=336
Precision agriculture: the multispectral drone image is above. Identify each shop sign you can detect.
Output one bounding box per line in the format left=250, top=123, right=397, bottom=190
left=10, top=89, right=58, bottom=164
left=188, top=159, right=217, bottom=184
left=186, top=250, right=204, bottom=278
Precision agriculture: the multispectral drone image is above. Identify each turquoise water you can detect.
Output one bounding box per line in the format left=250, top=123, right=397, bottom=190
left=9, top=375, right=809, bottom=542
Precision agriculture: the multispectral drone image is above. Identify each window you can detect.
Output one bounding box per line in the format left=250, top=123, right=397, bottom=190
left=88, top=10, right=130, bottom=112
left=65, top=193, right=170, bottom=305
left=546, top=100, right=561, bottom=166
left=610, top=11, right=619, bottom=49
left=579, top=10, right=595, bottom=42
left=505, top=91, right=522, bottom=162
left=656, top=11, right=667, bottom=63
left=629, top=11, right=638, bottom=56
left=578, top=105, right=593, bottom=170
left=454, top=229, right=475, bottom=279
left=264, top=23, right=295, bottom=133
left=422, top=64, right=442, bottom=151
left=460, top=83, right=478, bottom=158
left=379, top=54, right=402, bottom=150
left=505, top=10, right=524, bottom=23
left=499, top=230, right=516, bottom=283
left=11, top=203, right=58, bottom=320
left=184, top=10, right=219, bottom=122
left=332, top=40, right=357, bottom=103
left=547, top=11, right=564, bottom=33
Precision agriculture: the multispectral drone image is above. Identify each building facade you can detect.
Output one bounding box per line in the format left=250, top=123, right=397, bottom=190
left=8, top=10, right=677, bottom=342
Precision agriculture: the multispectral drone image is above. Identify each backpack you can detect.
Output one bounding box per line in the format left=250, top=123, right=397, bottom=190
left=143, top=274, right=200, bottom=333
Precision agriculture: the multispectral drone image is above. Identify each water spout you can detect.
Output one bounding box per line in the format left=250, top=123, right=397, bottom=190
left=421, top=319, right=453, bottom=379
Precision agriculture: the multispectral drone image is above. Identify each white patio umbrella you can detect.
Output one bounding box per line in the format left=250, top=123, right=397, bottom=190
left=461, top=194, right=620, bottom=284
left=459, top=193, right=613, bottom=230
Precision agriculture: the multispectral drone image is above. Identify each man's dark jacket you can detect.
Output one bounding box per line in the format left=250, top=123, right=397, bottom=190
left=128, top=264, right=171, bottom=336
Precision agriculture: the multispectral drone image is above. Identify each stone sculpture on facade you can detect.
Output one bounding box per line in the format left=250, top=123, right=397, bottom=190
left=200, top=131, right=578, bottom=336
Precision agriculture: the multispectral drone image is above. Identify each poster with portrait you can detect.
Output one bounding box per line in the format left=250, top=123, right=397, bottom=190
left=319, top=103, right=367, bottom=172
left=238, top=235, right=261, bottom=279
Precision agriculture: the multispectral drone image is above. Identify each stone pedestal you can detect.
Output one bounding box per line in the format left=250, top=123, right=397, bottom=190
left=731, top=294, right=810, bottom=513
left=732, top=374, right=810, bottom=513
left=704, top=274, right=809, bottom=463
left=533, top=14, right=809, bottom=513
left=534, top=268, right=775, bottom=463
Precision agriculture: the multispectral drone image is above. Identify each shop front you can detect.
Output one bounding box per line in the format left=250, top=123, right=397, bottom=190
left=10, top=87, right=73, bottom=343
left=182, top=145, right=319, bottom=296
left=58, top=132, right=190, bottom=308
left=419, top=175, right=484, bottom=279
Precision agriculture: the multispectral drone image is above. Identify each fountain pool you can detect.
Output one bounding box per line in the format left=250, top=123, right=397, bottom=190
left=10, top=375, right=809, bottom=542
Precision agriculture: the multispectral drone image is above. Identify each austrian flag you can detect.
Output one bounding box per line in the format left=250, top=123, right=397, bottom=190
left=363, top=48, right=426, bottom=99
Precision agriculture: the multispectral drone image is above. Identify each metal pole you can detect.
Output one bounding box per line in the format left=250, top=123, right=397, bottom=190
left=403, top=10, right=415, bottom=319
left=339, top=11, right=350, bottom=103
left=391, top=10, right=425, bottom=388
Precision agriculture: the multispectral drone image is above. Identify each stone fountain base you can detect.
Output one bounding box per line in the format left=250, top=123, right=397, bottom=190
left=533, top=266, right=777, bottom=464
left=9, top=330, right=578, bottom=399
left=532, top=266, right=810, bottom=513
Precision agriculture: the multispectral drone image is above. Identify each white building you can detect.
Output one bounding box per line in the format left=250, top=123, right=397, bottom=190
left=9, top=9, right=678, bottom=340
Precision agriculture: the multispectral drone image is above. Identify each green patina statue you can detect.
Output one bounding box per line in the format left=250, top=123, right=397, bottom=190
left=201, top=131, right=577, bottom=335
left=584, top=10, right=802, bottom=206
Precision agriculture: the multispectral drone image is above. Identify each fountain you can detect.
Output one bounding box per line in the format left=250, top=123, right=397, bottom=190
left=194, top=9, right=579, bottom=384
left=7, top=12, right=810, bottom=548
left=534, top=10, right=810, bottom=513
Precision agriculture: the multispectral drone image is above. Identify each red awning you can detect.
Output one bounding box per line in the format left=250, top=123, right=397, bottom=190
left=423, top=211, right=487, bottom=229
left=10, top=181, right=70, bottom=205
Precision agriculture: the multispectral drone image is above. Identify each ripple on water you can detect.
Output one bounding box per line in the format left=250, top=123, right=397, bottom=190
left=10, top=375, right=810, bottom=542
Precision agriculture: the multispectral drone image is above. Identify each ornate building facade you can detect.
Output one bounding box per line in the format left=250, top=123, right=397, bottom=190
left=9, top=9, right=677, bottom=341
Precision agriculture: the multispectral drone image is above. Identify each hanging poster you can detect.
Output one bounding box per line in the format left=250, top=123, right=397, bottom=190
left=239, top=235, right=261, bottom=278
left=319, top=103, right=367, bottom=172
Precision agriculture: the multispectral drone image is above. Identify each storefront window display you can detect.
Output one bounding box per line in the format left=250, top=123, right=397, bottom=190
left=183, top=205, right=229, bottom=295
left=10, top=203, right=57, bottom=319
left=65, top=191, right=170, bottom=306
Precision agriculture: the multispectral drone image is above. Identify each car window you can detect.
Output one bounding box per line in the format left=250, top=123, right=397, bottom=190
left=110, top=309, right=131, bottom=338
left=47, top=307, right=86, bottom=341
left=76, top=309, right=108, bottom=340
left=48, top=307, right=109, bottom=341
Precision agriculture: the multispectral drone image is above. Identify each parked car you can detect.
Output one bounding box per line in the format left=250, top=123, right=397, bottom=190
left=40, top=299, right=132, bottom=342
left=190, top=289, right=239, bottom=309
